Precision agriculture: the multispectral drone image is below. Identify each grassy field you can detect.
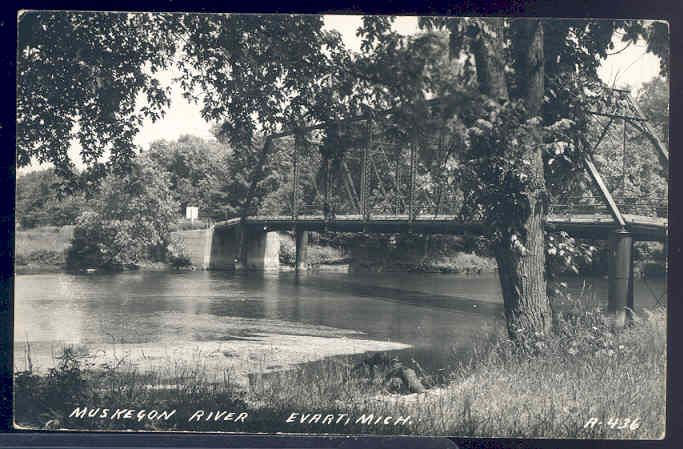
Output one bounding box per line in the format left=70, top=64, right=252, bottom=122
left=14, top=301, right=666, bottom=438
left=14, top=226, right=74, bottom=273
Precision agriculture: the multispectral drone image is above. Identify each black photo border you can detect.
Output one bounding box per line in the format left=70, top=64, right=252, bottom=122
left=1, top=1, right=681, bottom=448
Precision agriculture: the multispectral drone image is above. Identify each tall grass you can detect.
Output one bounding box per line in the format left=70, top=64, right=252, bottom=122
left=15, top=226, right=75, bottom=272
left=15, top=225, right=75, bottom=257
left=14, top=302, right=666, bottom=438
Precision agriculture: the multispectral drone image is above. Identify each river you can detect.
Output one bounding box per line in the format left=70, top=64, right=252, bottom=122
left=13, top=270, right=666, bottom=380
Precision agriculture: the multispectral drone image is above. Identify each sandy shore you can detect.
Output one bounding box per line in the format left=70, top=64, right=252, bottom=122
left=17, top=317, right=411, bottom=389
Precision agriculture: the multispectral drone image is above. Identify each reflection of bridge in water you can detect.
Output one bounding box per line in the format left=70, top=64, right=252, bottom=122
left=185, top=88, right=667, bottom=325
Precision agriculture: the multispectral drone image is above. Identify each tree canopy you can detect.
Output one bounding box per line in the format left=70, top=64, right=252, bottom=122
left=17, top=13, right=668, bottom=187
left=17, top=11, right=178, bottom=189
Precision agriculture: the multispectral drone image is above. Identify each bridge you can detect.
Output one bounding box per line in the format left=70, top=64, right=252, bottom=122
left=215, top=212, right=666, bottom=241
left=182, top=87, right=667, bottom=326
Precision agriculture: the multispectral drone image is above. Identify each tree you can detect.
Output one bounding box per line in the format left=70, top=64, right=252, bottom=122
left=142, top=135, right=229, bottom=217
left=17, top=11, right=178, bottom=189
left=66, top=162, right=178, bottom=269
left=410, top=18, right=668, bottom=338
left=636, top=76, right=669, bottom=144
left=16, top=169, right=88, bottom=228
left=207, top=131, right=292, bottom=220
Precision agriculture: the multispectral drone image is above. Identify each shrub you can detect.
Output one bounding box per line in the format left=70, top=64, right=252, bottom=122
left=65, top=163, right=178, bottom=271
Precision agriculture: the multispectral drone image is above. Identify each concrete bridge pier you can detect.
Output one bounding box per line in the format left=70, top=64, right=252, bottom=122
left=608, top=228, right=634, bottom=328
left=208, top=225, right=279, bottom=271
left=239, top=226, right=280, bottom=271
left=294, top=229, right=309, bottom=272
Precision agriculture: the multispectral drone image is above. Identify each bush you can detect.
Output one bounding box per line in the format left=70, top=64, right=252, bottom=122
left=169, top=254, right=193, bottom=269
left=65, top=211, right=144, bottom=270
left=166, top=234, right=193, bottom=269
left=65, top=163, right=178, bottom=271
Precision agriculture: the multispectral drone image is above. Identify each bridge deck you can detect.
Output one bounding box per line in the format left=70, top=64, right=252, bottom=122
left=214, top=213, right=667, bottom=241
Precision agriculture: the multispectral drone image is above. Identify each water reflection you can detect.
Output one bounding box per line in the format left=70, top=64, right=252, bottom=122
left=14, top=270, right=665, bottom=372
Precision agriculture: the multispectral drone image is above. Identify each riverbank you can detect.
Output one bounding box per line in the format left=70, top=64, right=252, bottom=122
left=14, top=226, right=74, bottom=274
left=15, top=225, right=666, bottom=277
left=14, top=303, right=666, bottom=437
left=15, top=226, right=498, bottom=275
left=15, top=316, right=410, bottom=391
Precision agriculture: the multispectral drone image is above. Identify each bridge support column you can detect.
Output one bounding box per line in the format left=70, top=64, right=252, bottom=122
left=608, top=228, right=633, bottom=328
left=238, top=228, right=280, bottom=271
left=295, top=229, right=309, bottom=273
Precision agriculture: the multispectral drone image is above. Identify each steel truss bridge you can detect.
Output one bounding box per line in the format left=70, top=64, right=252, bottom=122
left=219, top=88, right=668, bottom=243
left=209, top=87, right=667, bottom=323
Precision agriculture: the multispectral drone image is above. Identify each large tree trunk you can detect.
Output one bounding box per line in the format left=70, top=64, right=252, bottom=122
left=469, top=18, right=509, bottom=101
left=470, top=19, right=552, bottom=339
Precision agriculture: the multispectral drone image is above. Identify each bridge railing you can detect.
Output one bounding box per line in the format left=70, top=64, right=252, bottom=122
left=548, top=194, right=668, bottom=219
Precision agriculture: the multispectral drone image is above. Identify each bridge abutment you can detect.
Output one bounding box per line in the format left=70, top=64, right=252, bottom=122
left=208, top=225, right=241, bottom=270
left=607, top=228, right=634, bottom=328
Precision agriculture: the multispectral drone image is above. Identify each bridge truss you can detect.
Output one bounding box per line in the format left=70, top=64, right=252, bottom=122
left=258, top=87, right=668, bottom=239
left=222, top=87, right=668, bottom=321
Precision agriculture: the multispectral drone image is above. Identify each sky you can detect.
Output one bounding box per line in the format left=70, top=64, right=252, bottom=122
left=19, top=15, right=664, bottom=174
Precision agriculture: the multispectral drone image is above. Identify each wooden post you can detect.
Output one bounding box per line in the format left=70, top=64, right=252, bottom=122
left=295, top=228, right=308, bottom=273
left=608, top=228, right=633, bottom=328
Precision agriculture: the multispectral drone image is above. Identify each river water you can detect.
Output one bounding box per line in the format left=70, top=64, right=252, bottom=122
left=14, top=270, right=666, bottom=375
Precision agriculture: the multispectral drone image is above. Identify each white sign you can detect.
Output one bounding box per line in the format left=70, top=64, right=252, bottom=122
left=186, top=206, right=199, bottom=222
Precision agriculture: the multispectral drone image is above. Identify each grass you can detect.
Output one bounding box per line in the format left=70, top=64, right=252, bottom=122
left=15, top=225, right=74, bottom=256
left=13, top=297, right=666, bottom=438
left=14, top=226, right=75, bottom=273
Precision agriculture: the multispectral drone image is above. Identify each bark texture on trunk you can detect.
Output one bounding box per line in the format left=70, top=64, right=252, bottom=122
left=471, top=19, right=552, bottom=339
left=470, top=18, right=509, bottom=101
left=494, top=194, right=551, bottom=337
left=514, top=19, right=545, bottom=116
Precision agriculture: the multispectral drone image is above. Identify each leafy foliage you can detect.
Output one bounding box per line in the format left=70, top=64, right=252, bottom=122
left=208, top=133, right=290, bottom=219
left=16, top=170, right=88, bottom=228
left=141, top=135, right=228, bottom=217
left=177, top=14, right=351, bottom=144
left=66, top=163, right=178, bottom=270
left=17, top=11, right=179, bottom=189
